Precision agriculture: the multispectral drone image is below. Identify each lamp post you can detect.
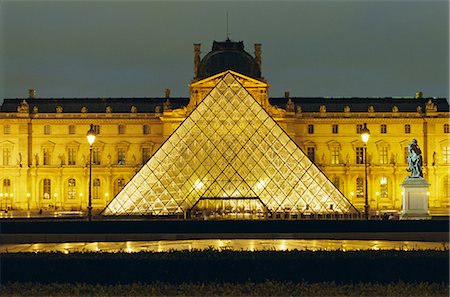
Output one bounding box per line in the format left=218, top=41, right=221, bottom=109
left=86, top=124, right=96, bottom=221
left=360, top=123, right=370, bottom=220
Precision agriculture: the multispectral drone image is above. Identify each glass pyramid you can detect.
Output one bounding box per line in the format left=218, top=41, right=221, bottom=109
left=102, top=72, right=358, bottom=218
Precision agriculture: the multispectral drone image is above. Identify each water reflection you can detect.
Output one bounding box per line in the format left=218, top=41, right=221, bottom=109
left=0, top=239, right=447, bottom=253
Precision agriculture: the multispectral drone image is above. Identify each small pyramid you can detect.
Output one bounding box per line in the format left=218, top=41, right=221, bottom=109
left=102, top=71, right=358, bottom=217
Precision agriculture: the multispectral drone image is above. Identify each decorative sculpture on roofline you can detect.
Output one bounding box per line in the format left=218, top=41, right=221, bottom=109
left=406, top=139, right=423, bottom=178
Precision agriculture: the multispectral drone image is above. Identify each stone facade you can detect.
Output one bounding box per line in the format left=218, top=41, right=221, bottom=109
left=0, top=40, right=449, bottom=216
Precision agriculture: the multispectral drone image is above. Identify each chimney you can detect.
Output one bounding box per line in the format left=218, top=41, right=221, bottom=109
left=284, top=91, right=290, bottom=98
left=28, top=89, right=36, bottom=99
left=194, top=43, right=201, bottom=79
left=415, top=91, right=423, bottom=99
left=254, top=43, right=262, bottom=73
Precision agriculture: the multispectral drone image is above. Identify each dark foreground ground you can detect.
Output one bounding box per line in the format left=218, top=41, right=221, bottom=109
left=1, top=281, right=448, bottom=297
left=1, top=250, right=448, bottom=296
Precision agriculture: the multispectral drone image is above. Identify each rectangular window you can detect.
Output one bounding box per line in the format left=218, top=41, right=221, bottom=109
left=443, top=147, right=450, bottom=164
left=118, top=125, right=126, bottom=135
left=331, top=147, right=339, bottom=164
left=444, top=124, right=449, bottom=134
left=117, top=148, right=126, bottom=165
left=307, top=124, right=314, bottom=134
left=356, top=147, right=364, bottom=164
left=379, top=147, right=389, bottom=164
left=404, top=124, right=411, bottom=134
left=44, top=125, right=51, bottom=135
left=356, top=124, right=363, bottom=133
left=332, top=124, right=338, bottom=134
left=93, top=125, right=100, bottom=134
left=143, top=125, right=150, bottom=135
left=67, top=148, right=76, bottom=165
left=380, top=124, right=387, bottom=134
left=2, top=148, right=10, bottom=166
left=68, top=125, right=76, bottom=134
left=307, top=147, right=315, bottom=162
left=142, top=148, right=151, bottom=164
left=92, top=148, right=101, bottom=165
left=3, top=125, right=10, bottom=134
left=43, top=148, right=51, bottom=165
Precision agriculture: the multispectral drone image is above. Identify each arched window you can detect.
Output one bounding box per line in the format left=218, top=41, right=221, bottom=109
left=93, top=178, right=101, bottom=199
left=356, top=177, right=364, bottom=198
left=3, top=179, right=11, bottom=195
left=43, top=179, right=51, bottom=199
left=331, top=177, right=343, bottom=192
left=380, top=176, right=389, bottom=198
left=67, top=178, right=76, bottom=199
left=114, top=178, right=125, bottom=195
left=443, top=176, right=449, bottom=201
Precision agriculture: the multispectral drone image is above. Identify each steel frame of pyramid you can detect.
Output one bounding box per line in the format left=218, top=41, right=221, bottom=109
left=102, top=72, right=358, bottom=218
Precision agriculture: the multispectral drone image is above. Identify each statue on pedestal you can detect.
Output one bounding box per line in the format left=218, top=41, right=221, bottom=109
left=406, top=139, right=423, bottom=178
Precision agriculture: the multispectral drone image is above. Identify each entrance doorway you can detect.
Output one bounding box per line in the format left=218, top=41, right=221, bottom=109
left=189, top=197, right=269, bottom=220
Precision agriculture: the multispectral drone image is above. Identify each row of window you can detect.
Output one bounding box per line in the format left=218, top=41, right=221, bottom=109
left=43, top=124, right=152, bottom=135
left=2, top=123, right=449, bottom=135
left=2, top=145, right=450, bottom=166
left=331, top=176, right=390, bottom=199
left=41, top=177, right=125, bottom=200
left=306, top=123, right=450, bottom=135
left=306, top=146, right=450, bottom=165
left=35, top=147, right=152, bottom=166
left=0, top=175, right=391, bottom=202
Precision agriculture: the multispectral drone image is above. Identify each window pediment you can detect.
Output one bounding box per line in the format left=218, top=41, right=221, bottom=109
left=327, top=140, right=341, bottom=150
left=66, top=141, right=81, bottom=149
left=42, top=140, right=56, bottom=148
left=375, top=140, right=390, bottom=150
left=140, top=141, right=155, bottom=149
left=0, top=140, right=14, bottom=148
left=439, top=139, right=450, bottom=148
left=116, top=141, right=130, bottom=151
left=350, top=140, right=365, bottom=151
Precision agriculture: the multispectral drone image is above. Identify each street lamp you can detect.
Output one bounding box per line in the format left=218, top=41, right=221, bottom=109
left=87, top=124, right=96, bottom=221
left=360, top=123, right=370, bottom=220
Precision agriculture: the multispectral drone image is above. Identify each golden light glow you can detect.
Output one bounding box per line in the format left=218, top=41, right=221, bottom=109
left=194, top=180, right=204, bottom=190
left=103, top=73, right=357, bottom=217
left=1, top=239, right=445, bottom=253
left=360, top=123, right=370, bottom=144
left=87, top=124, right=96, bottom=146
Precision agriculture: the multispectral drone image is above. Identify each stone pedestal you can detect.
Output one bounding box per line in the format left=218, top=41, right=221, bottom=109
left=400, top=177, right=431, bottom=220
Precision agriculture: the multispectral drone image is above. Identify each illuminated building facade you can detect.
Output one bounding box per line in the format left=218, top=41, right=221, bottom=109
left=0, top=39, right=449, bottom=216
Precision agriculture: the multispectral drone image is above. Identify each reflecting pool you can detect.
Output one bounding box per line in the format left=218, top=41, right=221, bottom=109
left=0, top=239, right=447, bottom=253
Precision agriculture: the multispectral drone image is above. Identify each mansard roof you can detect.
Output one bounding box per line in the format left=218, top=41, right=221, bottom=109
left=0, top=97, right=189, bottom=113
left=1, top=96, right=448, bottom=113
left=269, top=97, right=450, bottom=113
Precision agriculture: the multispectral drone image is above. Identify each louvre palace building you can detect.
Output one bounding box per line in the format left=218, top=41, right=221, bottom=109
left=1, top=39, right=449, bottom=218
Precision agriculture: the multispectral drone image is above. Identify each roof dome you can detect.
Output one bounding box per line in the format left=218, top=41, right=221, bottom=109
left=197, top=39, right=261, bottom=79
